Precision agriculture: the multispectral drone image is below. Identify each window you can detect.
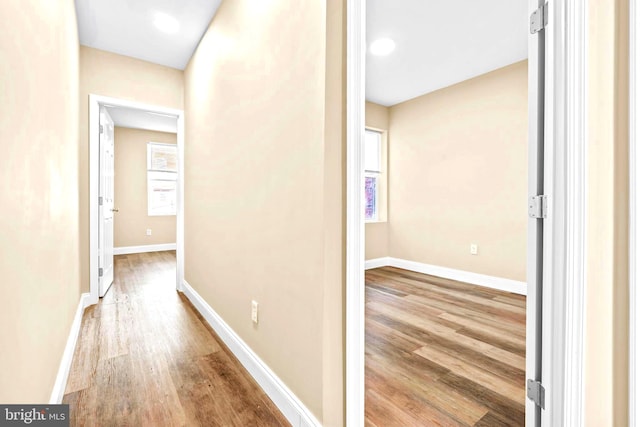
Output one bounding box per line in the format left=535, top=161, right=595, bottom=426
left=147, top=142, right=177, bottom=216
left=364, top=129, right=383, bottom=221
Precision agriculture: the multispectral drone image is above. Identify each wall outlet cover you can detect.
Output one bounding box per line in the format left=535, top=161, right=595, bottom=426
left=251, top=300, right=259, bottom=323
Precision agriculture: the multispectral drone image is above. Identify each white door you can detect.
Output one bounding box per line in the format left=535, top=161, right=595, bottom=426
left=98, top=107, right=115, bottom=297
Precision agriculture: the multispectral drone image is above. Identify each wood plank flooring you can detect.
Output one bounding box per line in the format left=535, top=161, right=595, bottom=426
left=365, top=267, right=526, bottom=427
left=63, top=251, right=289, bottom=427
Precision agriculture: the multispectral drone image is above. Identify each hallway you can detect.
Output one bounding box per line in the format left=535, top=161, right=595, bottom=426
left=62, top=252, right=289, bottom=426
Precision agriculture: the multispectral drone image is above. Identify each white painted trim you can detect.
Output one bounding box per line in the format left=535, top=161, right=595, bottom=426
left=534, top=1, right=588, bottom=425
left=525, top=2, right=544, bottom=424
left=523, top=0, right=589, bottom=424
left=176, top=113, right=185, bottom=292
left=346, top=0, right=366, bottom=425
left=181, top=280, right=320, bottom=427
left=49, top=293, right=91, bottom=404
left=364, top=257, right=390, bottom=270
left=113, top=243, right=177, bottom=255
left=560, top=0, right=587, bottom=425
left=630, top=0, right=639, bottom=424
left=88, top=94, right=185, bottom=305
left=390, top=258, right=526, bottom=295
left=89, top=96, right=100, bottom=305
left=365, top=257, right=526, bottom=295
left=541, top=1, right=558, bottom=420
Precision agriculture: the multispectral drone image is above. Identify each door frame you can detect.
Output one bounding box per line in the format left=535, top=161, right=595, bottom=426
left=344, top=0, right=588, bottom=425
left=538, top=1, right=588, bottom=425
left=98, top=106, right=115, bottom=298
left=88, top=94, right=185, bottom=304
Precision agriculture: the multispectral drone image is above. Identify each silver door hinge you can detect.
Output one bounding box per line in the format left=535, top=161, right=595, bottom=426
left=530, top=3, right=548, bottom=34
left=527, top=379, right=546, bottom=409
left=99, top=124, right=104, bottom=134
left=99, top=267, right=104, bottom=277
left=529, top=195, right=548, bottom=219
left=99, top=196, right=104, bottom=206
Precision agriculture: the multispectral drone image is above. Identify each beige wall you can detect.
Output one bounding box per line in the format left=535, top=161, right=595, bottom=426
left=0, top=0, right=80, bottom=402
left=184, top=0, right=344, bottom=423
left=585, top=0, right=629, bottom=425
left=113, top=127, right=177, bottom=248
left=387, top=61, right=528, bottom=282
left=365, top=102, right=390, bottom=260
left=79, top=47, right=184, bottom=292
left=613, top=1, right=630, bottom=423
left=321, top=1, right=346, bottom=423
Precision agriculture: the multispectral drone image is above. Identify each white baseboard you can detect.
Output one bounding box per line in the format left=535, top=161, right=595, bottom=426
left=114, top=243, right=177, bottom=255
left=365, top=256, right=526, bottom=296
left=181, top=280, right=321, bottom=427
left=364, top=257, right=391, bottom=270
left=49, top=292, right=91, bottom=404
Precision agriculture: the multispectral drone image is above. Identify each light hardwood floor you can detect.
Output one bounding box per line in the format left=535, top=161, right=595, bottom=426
left=365, top=267, right=526, bottom=427
left=63, top=251, right=289, bottom=427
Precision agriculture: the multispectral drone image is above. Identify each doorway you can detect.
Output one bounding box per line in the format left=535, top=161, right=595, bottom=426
left=345, top=0, right=589, bottom=426
left=88, top=95, right=185, bottom=304
left=363, top=2, right=529, bottom=425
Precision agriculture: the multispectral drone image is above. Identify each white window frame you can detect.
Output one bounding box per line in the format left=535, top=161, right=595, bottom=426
left=147, top=142, right=177, bottom=216
left=364, top=128, right=383, bottom=222
left=364, top=127, right=387, bottom=223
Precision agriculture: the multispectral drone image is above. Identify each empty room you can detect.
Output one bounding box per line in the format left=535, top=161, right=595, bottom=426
left=363, top=1, right=529, bottom=425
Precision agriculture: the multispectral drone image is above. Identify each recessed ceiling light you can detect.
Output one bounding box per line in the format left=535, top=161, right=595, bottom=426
left=154, top=12, right=180, bottom=34
left=370, top=38, right=396, bottom=56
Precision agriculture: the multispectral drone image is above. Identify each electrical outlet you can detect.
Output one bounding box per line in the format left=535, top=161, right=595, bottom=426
left=146, top=229, right=152, bottom=236
left=470, top=244, right=478, bottom=255
left=251, top=300, right=259, bottom=324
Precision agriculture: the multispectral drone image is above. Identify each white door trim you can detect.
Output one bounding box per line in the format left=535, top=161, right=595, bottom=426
left=539, top=1, right=588, bottom=425
left=345, top=1, right=587, bottom=425
left=345, top=0, right=366, bottom=425
left=630, top=0, right=639, bottom=424
left=88, top=94, right=185, bottom=305
left=560, top=1, right=588, bottom=425
left=526, top=2, right=544, bottom=422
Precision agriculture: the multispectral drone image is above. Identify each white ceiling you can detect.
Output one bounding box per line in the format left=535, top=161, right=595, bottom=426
left=75, top=1, right=526, bottom=105
left=75, top=0, right=222, bottom=70
left=105, top=105, right=177, bottom=134
left=366, top=0, right=529, bottom=106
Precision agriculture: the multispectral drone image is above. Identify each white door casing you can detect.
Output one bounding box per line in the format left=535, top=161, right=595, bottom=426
left=529, top=0, right=588, bottom=425
left=88, top=94, right=184, bottom=305
left=525, top=0, right=545, bottom=423
left=346, top=1, right=587, bottom=426
left=345, top=0, right=366, bottom=425
left=98, top=107, right=115, bottom=297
